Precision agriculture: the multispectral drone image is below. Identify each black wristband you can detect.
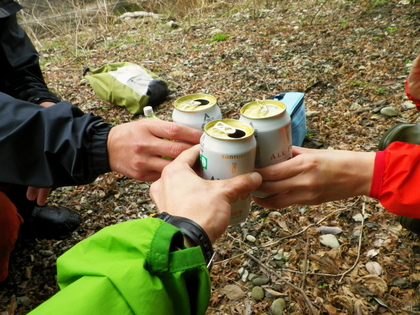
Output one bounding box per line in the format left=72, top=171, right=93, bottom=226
left=152, top=212, right=214, bottom=270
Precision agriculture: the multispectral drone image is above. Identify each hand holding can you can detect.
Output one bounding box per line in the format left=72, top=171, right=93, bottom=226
left=199, top=119, right=256, bottom=225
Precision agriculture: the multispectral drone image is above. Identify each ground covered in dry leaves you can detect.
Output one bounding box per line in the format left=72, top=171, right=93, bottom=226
left=1, top=0, right=420, bottom=314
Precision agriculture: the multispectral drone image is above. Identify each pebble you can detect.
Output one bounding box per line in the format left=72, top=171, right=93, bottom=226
left=252, top=275, right=269, bottom=286
left=268, top=211, right=282, bottom=217
left=402, top=101, right=416, bottom=109
left=273, top=254, right=284, bottom=261
left=39, top=250, right=54, bottom=257
left=320, top=234, right=340, bottom=248
left=114, top=206, right=124, bottom=213
left=306, top=110, right=320, bottom=117
left=246, top=235, right=256, bottom=242
left=380, top=106, right=401, bottom=117
left=241, top=269, right=249, bottom=282
left=251, top=286, right=265, bottom=301
left=248, top=273, right=258, bottom=281
left=271, top=298, right=287, bottom=315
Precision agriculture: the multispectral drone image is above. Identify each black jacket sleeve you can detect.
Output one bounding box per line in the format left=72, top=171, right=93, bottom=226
left=0, top=92, right=113, bottom=188
left=0, top=2, right=61, bottom=104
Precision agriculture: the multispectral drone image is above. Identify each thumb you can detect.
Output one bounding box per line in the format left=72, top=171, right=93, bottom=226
left=223, top=172, right=262, bottom=203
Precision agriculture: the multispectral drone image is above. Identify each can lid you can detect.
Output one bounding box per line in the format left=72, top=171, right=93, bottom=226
left=205, top=119, right=254, bottom=140
left=174, top=94, right=217, bottom=112
left=240, top=99, right=286, bottom=119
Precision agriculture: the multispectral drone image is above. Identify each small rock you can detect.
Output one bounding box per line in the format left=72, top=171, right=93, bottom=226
left=402, top=101, right=416, bottom=110
left=39, top=250, right=54, bottom=257
left=139, top=183, right=149, bottom=189
left=268, top=211, right=282, bottom=217
left=306, top=110, right=320, bottom=117
left=166, top=20, right=179, bottom=29
left=392, top=277, right=409, bottom=289
left=319, top=234, right=340, bottom=249
left=380, top=106, right=401, bottom=117
left=248, top=273, right=258, bottom=281
left=271, top=298, right=287, bottom=315
left=241, top=269, right=249, bottom=282
left=114, top=206, right=124, bottom=213
left=246, top=235, right=256, bottom=242
left=252, top=275, right=269, bottom=286
left=251, top=286, right=265, bottom=301
left=210, top=28, right=224, bottom=35
left=273, top=254, right=285, bottom=261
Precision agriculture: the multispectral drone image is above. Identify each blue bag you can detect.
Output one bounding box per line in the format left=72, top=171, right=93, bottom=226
left=269, top=92, right=306, bottom=147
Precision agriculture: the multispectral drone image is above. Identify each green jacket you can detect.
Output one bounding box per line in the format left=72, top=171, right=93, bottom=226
left=29, top=218, right=211, bottom=315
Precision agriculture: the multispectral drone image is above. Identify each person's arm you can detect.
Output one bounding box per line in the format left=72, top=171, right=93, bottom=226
left=0, top=92, right=203, bottom=188
left=407, top=52, right=420, bottom=108
left=149, top=145, right=262, bottom=243
left=27, top=146, right=262, bottom=315
left=0, top=12, right=61, bottom=104
left=0, top=93, right=111, bottom=188
left=253, top=146, right=375, bottom=209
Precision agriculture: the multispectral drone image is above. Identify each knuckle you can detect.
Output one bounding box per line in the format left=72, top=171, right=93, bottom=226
left=164, top=123, right=182, bottom=138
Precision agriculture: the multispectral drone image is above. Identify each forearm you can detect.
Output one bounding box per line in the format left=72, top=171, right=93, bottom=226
left=0, top=93, right=112, bottom=187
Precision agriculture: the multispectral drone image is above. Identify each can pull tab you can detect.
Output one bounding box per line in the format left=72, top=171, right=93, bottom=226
left=256, top=99, right=269, bottom=113
left=213, top=121, right=236, bottom=134
left=183, top=99, right=210, bottom=110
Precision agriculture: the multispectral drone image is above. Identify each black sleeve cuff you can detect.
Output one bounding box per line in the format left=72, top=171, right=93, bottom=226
left=153, top=212, right=214, bottom=270
left=90, top=122, right=113, bottom=175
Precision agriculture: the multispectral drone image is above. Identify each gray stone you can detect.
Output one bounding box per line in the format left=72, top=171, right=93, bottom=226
left=252, top=275, right=269, bottom=286
left=380, top=106, right=401, bottom=117
left=39, top=250, right=54, bottom=257
left=248, top=273, right=258, bottom=281
left=246, top=235, right=256, bottom=242
left=271, top=298, right=286, bottom=315
left=251, top=286, right=265, bottom=301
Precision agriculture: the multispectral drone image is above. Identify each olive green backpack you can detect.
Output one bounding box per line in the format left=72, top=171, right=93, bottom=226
left=83, top=62, right=169, bottom=115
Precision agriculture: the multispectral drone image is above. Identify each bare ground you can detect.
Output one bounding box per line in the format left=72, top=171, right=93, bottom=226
left=2, top=0, right=420, bottom=314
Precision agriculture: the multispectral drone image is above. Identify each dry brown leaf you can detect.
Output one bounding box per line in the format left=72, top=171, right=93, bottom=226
left=358, top=275, right=388, bottom=296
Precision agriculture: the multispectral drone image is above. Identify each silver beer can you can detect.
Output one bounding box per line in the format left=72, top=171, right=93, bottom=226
left=200, top=119, right=256, bottom=225
left=239, top=100, right=292, bottom=198
left=172, top=94, right=222, bottom=130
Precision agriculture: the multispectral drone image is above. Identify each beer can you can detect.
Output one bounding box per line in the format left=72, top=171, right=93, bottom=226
left=172, top=94, right=222, bottom=130
left=200, top=119, right=256, bottom=225
left=239, top=100, right=292, bottom=198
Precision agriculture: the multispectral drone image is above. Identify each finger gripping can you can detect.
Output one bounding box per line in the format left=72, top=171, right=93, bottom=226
left=199, top=119, right=256, bottom=225
left=240, top=100, right=292, bottom=198
left=172, top=94, right=222, bottom=130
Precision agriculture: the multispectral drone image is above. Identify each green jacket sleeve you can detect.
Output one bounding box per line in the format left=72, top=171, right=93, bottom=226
left=28, top=218, right=211, bottom=315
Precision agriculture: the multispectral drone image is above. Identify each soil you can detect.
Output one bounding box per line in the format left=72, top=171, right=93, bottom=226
left=2, top=0, right=420, bottom=314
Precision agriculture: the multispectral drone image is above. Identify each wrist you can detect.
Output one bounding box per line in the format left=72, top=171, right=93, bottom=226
left=348, top=152, right=376, bottom=197
left=152, top=212, right=214, bottom=270
left=406, top=79, right=420, bottom=108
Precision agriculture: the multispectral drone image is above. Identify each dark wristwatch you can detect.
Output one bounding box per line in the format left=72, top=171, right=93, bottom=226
left=152, top=212, right=214, bottom=270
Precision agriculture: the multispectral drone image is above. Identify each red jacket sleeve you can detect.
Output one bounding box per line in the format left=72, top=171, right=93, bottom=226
left=370, top=142, right=420, bottom=218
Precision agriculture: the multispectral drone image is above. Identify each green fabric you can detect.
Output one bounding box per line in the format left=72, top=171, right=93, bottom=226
left=84, top=62, right=159, bottom=114
left=28, top=218, right=211, bottom=315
